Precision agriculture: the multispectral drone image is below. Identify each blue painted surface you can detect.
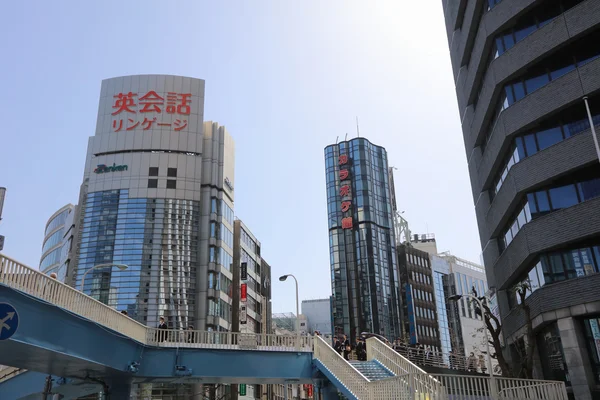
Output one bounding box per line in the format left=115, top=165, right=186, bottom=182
left=0, top=302, right=19, bottom=340
left=313, top=359, right=357, bottom=400
left=0, top=283, right=315, bottom=386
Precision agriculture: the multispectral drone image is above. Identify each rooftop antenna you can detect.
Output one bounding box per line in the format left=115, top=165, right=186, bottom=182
left=345, top=133, right=348, bottom=141
left=356, top=117, right=360, bottom=137
left=335, top=135, right=339, bottom=144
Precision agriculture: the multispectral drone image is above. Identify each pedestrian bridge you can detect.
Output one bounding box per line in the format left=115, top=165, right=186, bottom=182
left=0, top=254, right=569, bottom=400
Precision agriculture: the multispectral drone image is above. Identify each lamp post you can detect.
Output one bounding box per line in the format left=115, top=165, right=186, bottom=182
left=279, top=274, right=300, bottom=350
left=583, top=97, right=600, bottom=163
left=448, top=293, right=496, bottom=396
left=80, top=263, right=128, bottom=291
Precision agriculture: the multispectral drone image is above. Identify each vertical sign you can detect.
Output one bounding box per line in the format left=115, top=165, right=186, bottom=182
left=240, top=305, right=247, bottom=325
left=241, top=262, right=247, bottom=281
left=241, top=283, right=247, bottom=302
left=338, top=151, right=353, bottom=229
left=239, top=384, right=246, bottom=396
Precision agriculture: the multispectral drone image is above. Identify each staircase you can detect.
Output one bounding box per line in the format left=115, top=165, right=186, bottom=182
left=348, top=361, right=394, bottom=381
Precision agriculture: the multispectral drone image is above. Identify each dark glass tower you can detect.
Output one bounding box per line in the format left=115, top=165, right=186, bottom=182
left=325, top=137, right=401, bottom=342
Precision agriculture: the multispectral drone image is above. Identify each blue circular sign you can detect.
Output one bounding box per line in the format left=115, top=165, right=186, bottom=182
left=0, top=303, right=19, bottom=341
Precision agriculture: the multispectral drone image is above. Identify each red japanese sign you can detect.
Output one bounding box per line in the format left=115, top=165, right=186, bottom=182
left=339, top=151, right=353, bottom=230
left=241, top=283, right=247, bottom=302
left=304, top=384, right=313, bottom=398
left=111, top=91, right=191, bottom=132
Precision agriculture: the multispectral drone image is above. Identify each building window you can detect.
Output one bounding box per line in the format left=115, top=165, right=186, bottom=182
left=583, top=317, right=600, bottom=383
left=167, top=180, right=176, bottom=189
left=168, top=168, right=177, bottom=177
left=149, top=167, right=159, bottom=176
left=148, top=179, right=158, bottom=188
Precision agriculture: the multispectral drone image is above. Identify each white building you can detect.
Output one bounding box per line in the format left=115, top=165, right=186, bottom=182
left=301, top=298, right=332, bottom=336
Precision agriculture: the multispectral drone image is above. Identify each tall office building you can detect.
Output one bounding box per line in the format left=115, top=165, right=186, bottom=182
left=40, top=204, right=76, bottom=282
left=68, top=75, right=235, bottom=398
left=325, top=137, right=401, bottom=342
left=231, top=218, right=272, bottom=400
left=431, top=253, right=490, bottom=361
left=397, top=244, right=441, bottom=350
left=442, top=1, right=600, bottom=397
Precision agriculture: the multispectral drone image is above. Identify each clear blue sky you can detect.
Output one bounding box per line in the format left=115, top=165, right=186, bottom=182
left=0, top=1, right=481, bottom=314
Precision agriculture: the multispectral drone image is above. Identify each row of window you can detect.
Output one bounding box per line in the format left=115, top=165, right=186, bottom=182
left=494, top=0, right=583, bottom=59
left=208, top=272, right=232, bottom=295
left=501, top=177, right=600, bottom=252
left=483, top=31, right=600, bottom=150
left=148, top=167, right=178, bottom=177
left=411, top=271, right=432, bottom=287
left=415, top=324, right=439, bottom=340
left=147, top=179, right=177, bottom=189
left=209, top=246, right=233, bottom=271
left=493, top=110, right=600, bottom=196
left=208, top=298, right=231, bottom=323
left=42, top=228, right=64, bottom=255
left=413, top=286, right=433, bottom=303
left=45, top=208, right=69, bottom=236
left=40, top=247, right=61, bottom=271
left=211, top=197, right=234, bottom=225
left=240, top=228, right=259, bottom=255
left=511, top=243, right=600, bottom=308
left=241, top=249, right=260, bottom=275
left=210, top=222, right=233, bottom=249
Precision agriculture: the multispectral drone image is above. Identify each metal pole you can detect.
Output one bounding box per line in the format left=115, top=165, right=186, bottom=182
left=583, top=96, right=600, bottom=163
left=293, top=276, right=300, bottom=351
left=284, top=384, right=288, bottom=400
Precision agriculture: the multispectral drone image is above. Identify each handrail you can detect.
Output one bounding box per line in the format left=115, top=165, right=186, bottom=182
left=0, top=254, right=310, bottom=352
left=313, top=335, right=371, bottom=399
left=366, top=337, right=443, bottom=396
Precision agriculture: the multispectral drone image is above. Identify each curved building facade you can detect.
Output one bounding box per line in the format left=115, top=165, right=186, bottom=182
left=40, top=204, right=75, bottom=281
left=69, top=75, right=235, bottom=339
left=325, top=138, right=401, bottom=343
left=442, top=0, right=600, bottom=397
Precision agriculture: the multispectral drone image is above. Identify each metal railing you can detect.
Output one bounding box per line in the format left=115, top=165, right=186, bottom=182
left=366, top=337, right=444, bottom=396
left=431, top=374, right=569, bottom=400
left=391, top=344, right=493, bottom=374
left=314, top=335, right=371, bottom=399
left=0, top=254, right=310, bottom=352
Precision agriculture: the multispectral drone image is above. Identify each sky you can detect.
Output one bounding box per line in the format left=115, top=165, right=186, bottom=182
left=0, top=1, right=481, bottom=315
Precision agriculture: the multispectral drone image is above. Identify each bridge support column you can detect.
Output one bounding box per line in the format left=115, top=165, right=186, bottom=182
left=320, top=382, right=339, bottom=400
left=104, top=382, right=131, bottom=400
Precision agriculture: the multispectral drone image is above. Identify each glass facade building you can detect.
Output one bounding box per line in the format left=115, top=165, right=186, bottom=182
left=325, top=137, right=401, bottom=342
left=76, top=190, right=200, bottom=327
left=40, top=204, right=75, bottom=282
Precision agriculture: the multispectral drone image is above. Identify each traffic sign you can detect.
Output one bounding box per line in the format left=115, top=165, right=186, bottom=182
left=0, top=303, right=19, bottom=340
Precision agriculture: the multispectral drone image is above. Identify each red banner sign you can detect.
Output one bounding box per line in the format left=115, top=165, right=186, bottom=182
left=241, top=283, right=247, bottom=302
left=111, top=91, right=192, bottom=132
left=339, top=152, right=353, bottom=229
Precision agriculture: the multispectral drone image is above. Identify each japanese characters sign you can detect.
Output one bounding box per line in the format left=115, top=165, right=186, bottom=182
left=93, top=164, right=128, bottom=174
left=339, top=151, right=353, bottom=230
left=110, top=91, right=191, bottom=132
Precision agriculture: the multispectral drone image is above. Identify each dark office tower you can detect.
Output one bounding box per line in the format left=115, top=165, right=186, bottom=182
left=325, top=138, right=402, bottom=343
left=397, top=244, right=441, bottom=351
left=442, top=1, right=600, bottom=397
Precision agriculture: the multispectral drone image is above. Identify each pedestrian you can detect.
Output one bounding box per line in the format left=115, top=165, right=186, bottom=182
left=342, top=334, right=351, bottom=361
left=356, top=338, right=367, bottom=361
left=187, top=325, right=195, bottom=343
left=468, top=352, right=477, bottom=372
left=121, top=310, right=128, bottom=316
left=479, top=354, right=487, bottom=374
left=156, top=316, right=168, bottom=342
left=334, top=337, right=343, bottom=355
left=50, top=273, right=57, bottom=279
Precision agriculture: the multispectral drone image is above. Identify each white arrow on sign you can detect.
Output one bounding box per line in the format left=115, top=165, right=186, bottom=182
left=0, top=312, right=15, bottom=334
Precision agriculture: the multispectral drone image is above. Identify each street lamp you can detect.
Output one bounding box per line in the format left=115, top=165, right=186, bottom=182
left=447, top=293, right=496, bottom=395
left=279, top=274, right=300, bottom=350
left=583, top=96, right=600, bottom=163
left=80, top=263, right=128, bottom=291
